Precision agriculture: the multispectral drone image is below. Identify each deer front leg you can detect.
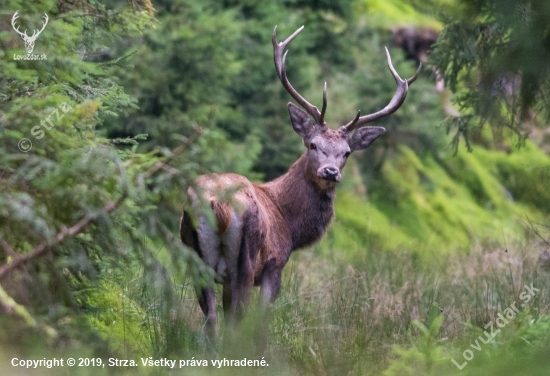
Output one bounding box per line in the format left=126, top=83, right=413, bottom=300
left=260, top=258, right=282, bottom=306
left=252, top=259, right=282, bottom=354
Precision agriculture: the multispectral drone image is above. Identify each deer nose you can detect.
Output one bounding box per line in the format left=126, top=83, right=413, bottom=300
left=323, top=167, right=340, bottom=181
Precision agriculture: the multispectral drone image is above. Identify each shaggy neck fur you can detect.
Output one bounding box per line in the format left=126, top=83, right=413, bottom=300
left=260, top=153, right=336, bottom=251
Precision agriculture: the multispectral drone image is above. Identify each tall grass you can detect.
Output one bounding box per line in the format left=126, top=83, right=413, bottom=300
left=102, top=240, right=549, bottom=376
left=271, top=244, right=550, bottom=375
left=3, top=240, right=548, bottom=376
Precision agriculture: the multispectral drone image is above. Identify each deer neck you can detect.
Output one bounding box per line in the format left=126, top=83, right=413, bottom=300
left=261, top=153, right=336, bottom=251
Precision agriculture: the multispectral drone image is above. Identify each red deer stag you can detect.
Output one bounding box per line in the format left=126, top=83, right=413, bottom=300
left=180, top=25, right=420, bottom=339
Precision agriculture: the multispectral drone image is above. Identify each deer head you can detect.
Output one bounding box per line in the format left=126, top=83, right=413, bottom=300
left=273, top=26, right=421, bottom=189
left=11, top=11, right=49, bottom=54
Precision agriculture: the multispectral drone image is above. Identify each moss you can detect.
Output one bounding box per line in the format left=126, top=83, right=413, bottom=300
left=355, top=0, right=443, bottom=29
left=473, top=142, right=550, bottom=213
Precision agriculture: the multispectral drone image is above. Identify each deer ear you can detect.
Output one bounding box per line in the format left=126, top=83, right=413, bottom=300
left=348, top=126, right=386, bottom=151
left=288, top=103, right=313, bottom=139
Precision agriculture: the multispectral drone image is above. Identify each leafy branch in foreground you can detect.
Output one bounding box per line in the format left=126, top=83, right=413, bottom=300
left=0, top=0, right=214, bottom=349
left=429, top=0, right=550, bottom=151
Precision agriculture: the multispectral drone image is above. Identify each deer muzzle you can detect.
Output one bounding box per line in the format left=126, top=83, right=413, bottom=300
left=319, top=166, right=341, bottom=182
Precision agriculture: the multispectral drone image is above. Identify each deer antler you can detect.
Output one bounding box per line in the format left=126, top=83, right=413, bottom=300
left=11, top=11, right=28, bottom=39
left=273, top=26, right=327, bottom=126
left=341, top=48, right=422, bottom=132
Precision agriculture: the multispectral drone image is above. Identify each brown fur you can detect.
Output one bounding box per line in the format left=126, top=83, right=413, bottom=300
left=258, top=154, right=335, bottom=251
left=211, top=200, right=232, bottom=235
left=180, top=26, right=416, bottom=341
left=179, top=151, right=336, bottom=338
left=179, top=128, right=383, bottom=341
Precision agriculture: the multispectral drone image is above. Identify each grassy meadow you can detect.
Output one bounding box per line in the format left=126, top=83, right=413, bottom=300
left=5, top=237, right=549, bottom=376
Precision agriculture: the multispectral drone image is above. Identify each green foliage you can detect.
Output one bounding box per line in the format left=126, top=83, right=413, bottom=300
left=0, top=0, right=211, bottom=356
left=383, top=316, right=449, bottom=376
left=86, top=280, right=152, bottom=355
left=430, top=0, right=550, bottom=149
left=382, top=304, right=550, bottom=376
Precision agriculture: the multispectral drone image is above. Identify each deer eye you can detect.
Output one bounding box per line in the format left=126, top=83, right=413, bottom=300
left=344, top=151, right=351, bottom=158
left=310, top=143, right=317, bottom=150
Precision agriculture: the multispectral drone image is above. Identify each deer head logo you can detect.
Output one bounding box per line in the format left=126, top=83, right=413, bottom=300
left=11, top=11, right=49, bottom=54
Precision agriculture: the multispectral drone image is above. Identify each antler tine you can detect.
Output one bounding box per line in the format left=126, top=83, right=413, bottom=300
left=407, top=60, right=422, bottom=85
left=272, top=25, right=303, bottom=78
left=273, top=25, right=325, bottom=125
left=319, top=82, right=327, bottom=124
left=342, top=47, right=422, bottom=132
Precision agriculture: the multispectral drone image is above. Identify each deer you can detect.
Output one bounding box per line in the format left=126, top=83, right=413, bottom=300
left=11, top=11, right=49, bottom=54
left=180, top=25, right=420, bottom=340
